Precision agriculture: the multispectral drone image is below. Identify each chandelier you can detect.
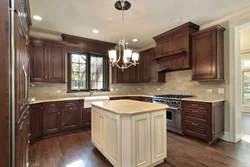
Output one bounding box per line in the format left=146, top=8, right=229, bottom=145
left=108, top=0, right=139, bottom=72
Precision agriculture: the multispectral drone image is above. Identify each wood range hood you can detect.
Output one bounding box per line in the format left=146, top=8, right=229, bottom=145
left=153, top=22, right=200, bottom=72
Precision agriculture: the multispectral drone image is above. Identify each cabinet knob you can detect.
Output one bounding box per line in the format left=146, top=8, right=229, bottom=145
left=45, top=76, right=48, bottom=78
left=49, top=76, right=51, bottom=79
left=58, top=112, right=60, bottom=115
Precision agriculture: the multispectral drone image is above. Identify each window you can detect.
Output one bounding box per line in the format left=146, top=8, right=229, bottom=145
left=67, top=53, right=109, bottom=92
left=242, top=55, right=250, bottom=104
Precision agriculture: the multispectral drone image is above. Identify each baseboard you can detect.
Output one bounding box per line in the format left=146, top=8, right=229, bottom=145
left=220, top=132, right=231, bottom=142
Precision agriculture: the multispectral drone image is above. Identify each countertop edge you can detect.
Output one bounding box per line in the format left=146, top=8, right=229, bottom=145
left=181, top=98, right=226, bottom=103
left=91, top=103, right=168, bottom=115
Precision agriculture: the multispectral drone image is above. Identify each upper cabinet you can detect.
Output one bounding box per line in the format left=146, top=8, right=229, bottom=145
left=153, top=22, right=200, bottom=72
left=192, top=25, right=225, bottom=81
left=111, top=48, right=165, bottom=83
left=30, top=39, right=65, bottom=83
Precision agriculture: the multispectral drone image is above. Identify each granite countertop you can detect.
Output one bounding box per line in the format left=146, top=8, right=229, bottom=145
left=30, top=94, right=153, bottom=104
left=91, top=100, right=168, bottom=115
left=181, top=97, right=225, bottom=103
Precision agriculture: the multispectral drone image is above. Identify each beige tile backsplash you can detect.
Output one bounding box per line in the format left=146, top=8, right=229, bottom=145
left=29, top=70, right=225, bottom=100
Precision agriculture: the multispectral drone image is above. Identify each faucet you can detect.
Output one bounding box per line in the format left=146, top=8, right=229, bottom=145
left=90, top=90, right=95, bottom=96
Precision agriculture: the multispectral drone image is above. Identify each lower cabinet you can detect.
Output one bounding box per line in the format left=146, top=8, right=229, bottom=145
left=61, top=107, right=80, bottom=131
left=82, top=108, right=91, bottom=128
left=91, top=106, right=166, bottom=167
left=182, top=100, right=224, bottom=144
left=16, top=106, right=30, bottom=167
left=43, top=108, right=61, bottom=135
left=30, top=104, right=43, bottom=142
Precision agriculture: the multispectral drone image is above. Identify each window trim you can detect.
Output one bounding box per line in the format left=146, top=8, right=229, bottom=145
left=67, top=52, right=110, bottom=93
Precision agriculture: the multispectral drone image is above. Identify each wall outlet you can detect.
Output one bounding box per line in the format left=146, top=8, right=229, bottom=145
left=218, top=88, right=224, bottom=94
left=157, top=88, right=161, bottom=91
left=115, top=89, right=119, bottom=92
left=207, top=89, right=212, bottom=93
left=137, top=88, right=141, bottom=90
left=110, top=88, right=114, bottom=92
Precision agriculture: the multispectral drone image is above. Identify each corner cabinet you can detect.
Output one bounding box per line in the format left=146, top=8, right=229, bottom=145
left=30, top=39, right=65, bottom=83
left=192, top=25, right=225, bottom=81
left=91, top=106, right=167, bottom=167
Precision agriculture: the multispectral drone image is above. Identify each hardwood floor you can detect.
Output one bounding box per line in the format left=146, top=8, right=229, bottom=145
left=30, top=131, right=250, bottom=167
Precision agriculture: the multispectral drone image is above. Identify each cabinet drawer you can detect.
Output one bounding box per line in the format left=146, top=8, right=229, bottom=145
left=183, top=120, right=210, bottom=140
left=183, top=108, right=210, bottom=125
left=43, top=102, right=61, bottom=109
left=182, top=101, right=211, bottom=111
left=62, top=100, right=78, bottom=107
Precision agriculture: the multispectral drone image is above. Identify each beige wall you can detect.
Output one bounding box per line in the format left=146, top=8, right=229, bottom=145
left=30, top=70, right=225, bottom=100
left=241, top=25, right=250, bottom=51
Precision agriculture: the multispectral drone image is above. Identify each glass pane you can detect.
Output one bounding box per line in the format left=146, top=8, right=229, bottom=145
left=244, top=60, right=250, bottom=68
left=70, top=54, right=87, bottom=90
left=90, top=56, right=104, bottom=89
left=244, top=72, right=250, bottom=104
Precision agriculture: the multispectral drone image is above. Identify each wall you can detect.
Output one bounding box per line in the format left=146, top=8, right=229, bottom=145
left=30, top=70, right=225, bottom=100
left=240, top=24, right=250, bottom=51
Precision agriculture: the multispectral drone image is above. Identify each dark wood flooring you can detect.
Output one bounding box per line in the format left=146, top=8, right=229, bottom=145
left=30, top=131, right=250, bottom=167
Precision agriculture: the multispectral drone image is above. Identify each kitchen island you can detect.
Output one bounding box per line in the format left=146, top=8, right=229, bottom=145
left=91, top=100, right=168, bottom=167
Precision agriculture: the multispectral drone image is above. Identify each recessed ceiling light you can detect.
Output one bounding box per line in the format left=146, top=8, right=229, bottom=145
left=93, top=29, right=99, bottom=33
left=132, top=39, right=138, bottom=42
left=33, top=15, right=42, bottom=21
left=171, top=18, right=182, bottom=23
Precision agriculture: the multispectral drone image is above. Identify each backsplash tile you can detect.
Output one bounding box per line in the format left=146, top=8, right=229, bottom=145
left=29, top=70, right=225, bottom=100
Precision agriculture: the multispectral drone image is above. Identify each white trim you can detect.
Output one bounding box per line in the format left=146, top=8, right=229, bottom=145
left=220, top=132, right=231, bottom=142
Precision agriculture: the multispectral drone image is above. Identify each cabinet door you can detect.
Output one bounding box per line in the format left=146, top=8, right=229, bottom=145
left=16, top=111, right=30, bottom=167
left=151, top=110, right=167, bottom=163
left=61, top=107, right=80, bottom=131
left=30, top=104, right=43, bottom=141
left=30, top=41, right=48, bottom=82
left=91, top=107, right=103, bottom=151
left=83, top=108, right=91, bottom=128
left=43, top=109, right=61, bottom=135
left=48, top=43, right=65, bottom=83
left=102, top=110, right=120, bottom=167
left=192, top=30, right=217, bottom=80
left=132, top=113, right=151, bottom=167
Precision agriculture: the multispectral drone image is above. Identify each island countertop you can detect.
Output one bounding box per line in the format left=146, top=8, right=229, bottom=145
left=91, top=99, right=168, bottom=115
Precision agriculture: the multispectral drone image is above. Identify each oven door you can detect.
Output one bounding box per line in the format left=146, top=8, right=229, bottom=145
left=166, top=107, right=181, bottom=129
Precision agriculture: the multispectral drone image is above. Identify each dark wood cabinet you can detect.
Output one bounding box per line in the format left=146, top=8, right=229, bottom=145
left=61, top=107, right=80, bottom=131
left=43, top=107, right=61, bottom=135
left=30, top=104, right=43, bottom=142
left=48, top=43, right=65, bottom=83
left=182, top=100, right=224, bottom=144
left=82, top=108, right=91, bottom=128
left=30, top=42, right=48, bottom=82
left=153, top=22, right=200, bottom=72
left=192, top=25, right=225, bottom=81
left=30, top=39, right=65, bottom=83
left=15, top=106, right=30, bottom=167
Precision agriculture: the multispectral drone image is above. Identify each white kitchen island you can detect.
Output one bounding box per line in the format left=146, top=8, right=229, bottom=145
left=91, top=100, right=168, bottom=167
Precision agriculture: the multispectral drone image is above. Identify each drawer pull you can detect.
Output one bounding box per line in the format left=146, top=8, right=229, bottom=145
left=192, top=104, right=199, bottom=107
left=192, top=123, right=198, bottom=126
left=68, top=103, right=73, bottom=105
left=192, top=110, right=198, bottom=113
left=50, top=104, right=56, bottom=106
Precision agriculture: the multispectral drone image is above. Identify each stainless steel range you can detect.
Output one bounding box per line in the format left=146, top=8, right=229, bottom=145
left=152, top=94, right=193, bottom=134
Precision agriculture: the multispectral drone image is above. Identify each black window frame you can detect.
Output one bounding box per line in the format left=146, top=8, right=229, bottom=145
left=67, top=52, right=110, bottom=92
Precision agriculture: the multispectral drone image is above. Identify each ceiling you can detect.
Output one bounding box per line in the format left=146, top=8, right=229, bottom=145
left=30, top=0, right=250, bottom=49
